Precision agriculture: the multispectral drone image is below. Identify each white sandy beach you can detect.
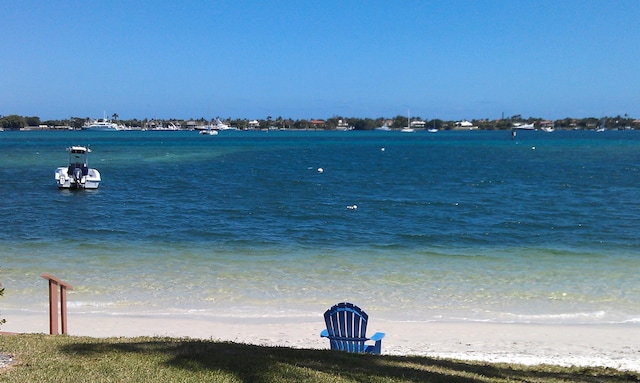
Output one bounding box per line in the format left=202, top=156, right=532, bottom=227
left=2, top=311, right=639, bottom=373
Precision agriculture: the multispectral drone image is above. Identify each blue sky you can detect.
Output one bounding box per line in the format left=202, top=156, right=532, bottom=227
left=2, top=0, right=639, bottom=121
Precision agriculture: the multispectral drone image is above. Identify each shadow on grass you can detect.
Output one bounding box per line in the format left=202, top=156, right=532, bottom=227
left=60, top=338, right=640, bottom=383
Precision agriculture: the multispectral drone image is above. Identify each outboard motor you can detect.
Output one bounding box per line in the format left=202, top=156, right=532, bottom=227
left=73, top=167, right=84, bottom=187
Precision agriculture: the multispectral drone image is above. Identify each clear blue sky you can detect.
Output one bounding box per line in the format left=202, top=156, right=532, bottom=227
left=2, top=0, right=639, bottom=121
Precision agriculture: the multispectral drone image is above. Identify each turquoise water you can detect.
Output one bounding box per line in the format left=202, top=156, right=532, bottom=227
left=1, top=129, right=639, bottom=323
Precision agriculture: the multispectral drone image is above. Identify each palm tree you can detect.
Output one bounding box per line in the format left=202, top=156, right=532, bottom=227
left=112, top=113, right=119, bottom=122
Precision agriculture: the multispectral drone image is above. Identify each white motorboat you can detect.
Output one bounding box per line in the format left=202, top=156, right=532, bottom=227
left=83, top=112, right=119, bottom=131
left=199, top=127, right=219, bottom=135
left=512, top=122, right=535, bottom=130
left=214, top=119, right=235, bottom=130
left=83, top=119, right=118, bottom=130
left=54, top=146, right=101, bottom=189
left=336, top=120, right=353, bottom=131
left=197, top=119, right=234, bottom=134
left=83, top=119, right=119, bottom=131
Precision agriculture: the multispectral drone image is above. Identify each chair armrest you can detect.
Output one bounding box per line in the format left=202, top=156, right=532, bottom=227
left=370, top=332, right=385, bottom=341
left=368, top=332, right=385, bottom=354
left=320, top=329, right=329, bottom=337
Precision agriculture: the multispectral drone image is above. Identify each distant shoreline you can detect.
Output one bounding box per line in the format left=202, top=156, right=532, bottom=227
left=6, top=126, right=639, bottom=132
left=3, top=113, right=639, bottom=132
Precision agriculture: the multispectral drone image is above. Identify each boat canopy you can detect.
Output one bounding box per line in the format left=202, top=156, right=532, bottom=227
left=67, top=146, right=90, bottom=166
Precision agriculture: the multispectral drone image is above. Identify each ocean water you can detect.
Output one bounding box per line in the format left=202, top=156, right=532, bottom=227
left=1, top=129, right=639, bottom=324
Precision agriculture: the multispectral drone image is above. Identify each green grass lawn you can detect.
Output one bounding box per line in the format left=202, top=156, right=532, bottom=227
left=1, top=334, right=638, bottom=382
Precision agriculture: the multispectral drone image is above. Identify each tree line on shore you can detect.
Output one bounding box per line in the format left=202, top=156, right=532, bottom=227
left=1, top=113, right=638, bottom=131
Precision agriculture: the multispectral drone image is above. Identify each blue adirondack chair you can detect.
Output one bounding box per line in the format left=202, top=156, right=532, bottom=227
left=320, top=302, right=385, bottom=354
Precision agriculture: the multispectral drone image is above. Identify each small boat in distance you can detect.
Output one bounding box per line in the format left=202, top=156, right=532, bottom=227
left=83, top=112, right=120, bottom=131
left=512, top=122, right=535, bottom=130
left=213, top=119, right=235, bottom=130
left=199, top=127, right=219, bottom=135
left=83, top=118, right=119, bottom=131
left=197, top=118, right=235, bottom=134
left=428, top=120, right=438, bottom=133
left=54, top=146, right=101, bottom=189
left=401, top=110, right=415, bottom=133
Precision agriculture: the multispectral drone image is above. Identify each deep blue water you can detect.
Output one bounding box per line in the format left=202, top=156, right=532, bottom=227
left=1, top=129, right=639, bottom=323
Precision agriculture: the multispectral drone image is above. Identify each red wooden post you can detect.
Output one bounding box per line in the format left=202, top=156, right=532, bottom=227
left=47, top=278, right=57, bottom=334
left=41, top=274, right=73, bottom=335
left=60, top=282, right=69, bottom=335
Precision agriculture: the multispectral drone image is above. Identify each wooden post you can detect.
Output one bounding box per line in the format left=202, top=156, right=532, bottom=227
left=40, top=274, right=73, bottom=335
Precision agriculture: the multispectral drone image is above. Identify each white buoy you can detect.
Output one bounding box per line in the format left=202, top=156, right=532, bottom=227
left=531, top=146, right=536, bottom=150
left=381, top=147, right=385, bottom=151
left=317, top=167, right=323, bottom=173
left=347, top=205, right=358, bottom=210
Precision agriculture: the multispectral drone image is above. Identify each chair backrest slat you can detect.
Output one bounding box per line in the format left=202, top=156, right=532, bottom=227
left=324, top=302, right=369, bottom=353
